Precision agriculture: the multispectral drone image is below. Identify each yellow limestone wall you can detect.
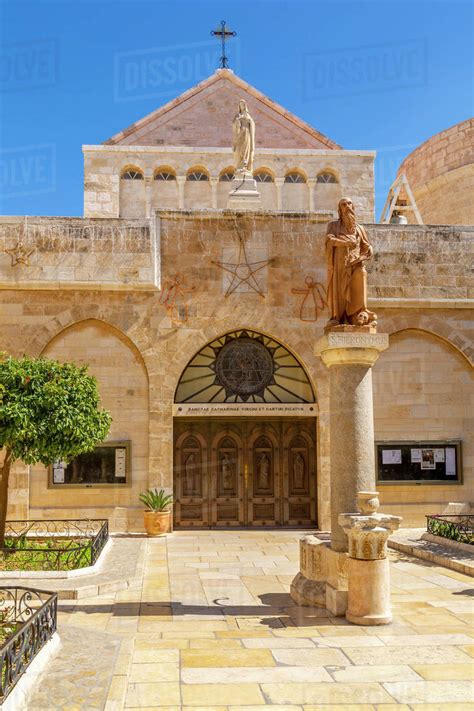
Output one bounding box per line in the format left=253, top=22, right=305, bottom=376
left=30, top=321, right=149, bottom=531
left=0, top=214, right=472, bottom=531
left=373, top=329, right=473, bottom=524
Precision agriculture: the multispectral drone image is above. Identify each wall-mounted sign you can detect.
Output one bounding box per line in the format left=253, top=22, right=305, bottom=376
left=115, top=448, right=127, bottom=479
left=173, top=403, right=317, bottom=417
left=53, top=461, right=66, bottom=484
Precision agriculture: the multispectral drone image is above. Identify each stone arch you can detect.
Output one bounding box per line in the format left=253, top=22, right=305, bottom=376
left=316, top=167, right=340, bottom=183
left=253, top=166, right=275, bottom=182
left=120, top=164, right=144, bottom=179
left=29, top=313, right=153, bottom=372
left=31, top=318, right=150, bottom=527
left=40, top=317, right=149, bottom=380
left=381, top=316, right=473, bottom=366
left=186, top=165, right=210, bottom=180
left=284, top=168, right=307, bottom=183
left=153, top=165, right=176, bottom=179
left=174, top=327, right=317, bottom=406
left=219, top=166, right=235, bottom=181
left=120, top=165, right=145, bottom=217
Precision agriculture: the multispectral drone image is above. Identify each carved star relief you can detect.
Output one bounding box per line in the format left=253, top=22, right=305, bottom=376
left=212, top=234, right=273, bottom=298
left=5, top=240, right=34, bottom=266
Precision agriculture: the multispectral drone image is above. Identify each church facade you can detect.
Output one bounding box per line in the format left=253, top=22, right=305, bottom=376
left=1, top=70, right=472, bottom=532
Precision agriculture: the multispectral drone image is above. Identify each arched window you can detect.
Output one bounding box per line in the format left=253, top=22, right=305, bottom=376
left=154, top=170, right=176, bottom=181
left=187, top=170, right=209, bottom=181
left=175, top=330, right=315, bottom=404
left=254, top=171, right=274, bottom=183
left=284, top=172, right=306, bottom=184
left=219, top=171, right=234, bottom=182
left=121, top=168, right=144, bottom=180
left=317, top=171, right=338, bottom=184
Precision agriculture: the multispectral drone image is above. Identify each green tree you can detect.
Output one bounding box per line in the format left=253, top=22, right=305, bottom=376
left=0, top=355, right=111, bottom=546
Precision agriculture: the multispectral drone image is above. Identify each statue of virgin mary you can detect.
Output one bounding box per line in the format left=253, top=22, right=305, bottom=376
left=232, top=100, right=255, bottom=174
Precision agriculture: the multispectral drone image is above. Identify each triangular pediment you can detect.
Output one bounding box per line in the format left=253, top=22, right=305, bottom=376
left=104, top=69, right=341, bottom=149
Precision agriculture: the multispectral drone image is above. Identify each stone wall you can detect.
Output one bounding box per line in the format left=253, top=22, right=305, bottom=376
left=373, top=329, right=473, bottom=525
left=0, top=217, right=157, bottom=290
left=398, top=118, right=474, bottom=225
left=0, top=212, right=471, bottom=530
left=29, top=321, right=149, bottom=531
left=83, top=146, right=375, bottom=222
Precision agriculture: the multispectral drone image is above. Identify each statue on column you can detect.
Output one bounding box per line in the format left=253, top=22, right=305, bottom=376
left=325, top=197, right=377, bottom=328
left=232, top=100, right=255, bottom=175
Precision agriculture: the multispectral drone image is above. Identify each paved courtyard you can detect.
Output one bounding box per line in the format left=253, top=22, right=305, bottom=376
left=29, top=531, right=474, bottom=710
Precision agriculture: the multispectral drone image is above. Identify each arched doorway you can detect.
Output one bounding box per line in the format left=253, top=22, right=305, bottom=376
left=173, top=330, right=317, bottom=528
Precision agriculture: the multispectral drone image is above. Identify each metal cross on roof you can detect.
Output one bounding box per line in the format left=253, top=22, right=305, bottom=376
left=211, top=20, right=237, bottom=69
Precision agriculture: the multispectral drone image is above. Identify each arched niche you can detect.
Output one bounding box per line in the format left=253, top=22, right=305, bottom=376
left=314, top=168, right=342, bottom=211
left=152, top=165, right=178, bottom=209
left=283, top=168, right=309, bottom=211
left=372, top=328, right=473, bottom=524
left=30, top=319, right=149, bottom=515
left=184, top=166, right=211, bottom=209
left=120, top=164, right=146, bottom=217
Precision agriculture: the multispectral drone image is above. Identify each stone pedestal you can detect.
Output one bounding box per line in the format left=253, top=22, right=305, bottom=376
left=227, top=171, right=261, bottom=209
left=290, top=535, right=348, bottom=615
left=345, top=558, right=391, bottom=624
left=316, top=331, right=389, bottom=551
left=339, top=496, right=402, bottom=625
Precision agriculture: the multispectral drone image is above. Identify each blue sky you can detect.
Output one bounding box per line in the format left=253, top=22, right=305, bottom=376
left=0, top=0, right=472, bottom=218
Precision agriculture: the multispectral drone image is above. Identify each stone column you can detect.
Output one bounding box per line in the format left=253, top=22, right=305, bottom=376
left=275, top=177, right=284, bottom=210
left=210, top=177, right=218, bottom=209
left=308, top=178, right=316, bottom=211
left=144, top=172, right=153, bottom=217
left=339, top=491, right=402, bottom=625
left=176, top=176, right=186, bottom=209
left=316, top=331, right=389, bottom=552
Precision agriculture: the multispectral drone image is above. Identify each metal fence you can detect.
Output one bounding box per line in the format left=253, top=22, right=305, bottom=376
left=0, top=586, right=57, bottom=702
left=426, top=514, right=474, bottom=545
left=2, top=519, right=109, bottom=570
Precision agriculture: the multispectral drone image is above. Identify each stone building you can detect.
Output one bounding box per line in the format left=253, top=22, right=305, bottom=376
left=397, top=118, right=474, bottom=225
left=1, top=70, right=472, bottom=532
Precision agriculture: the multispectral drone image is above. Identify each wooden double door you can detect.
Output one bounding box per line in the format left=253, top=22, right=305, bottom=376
left=173, top=418, right=317, bottom=528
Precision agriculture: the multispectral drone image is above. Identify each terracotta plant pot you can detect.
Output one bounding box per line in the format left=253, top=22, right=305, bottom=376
left=143, top=510, right=171, bottom=536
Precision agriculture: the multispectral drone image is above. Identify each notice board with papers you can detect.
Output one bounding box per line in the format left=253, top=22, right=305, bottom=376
left=376, top=441, right=462, bottom=483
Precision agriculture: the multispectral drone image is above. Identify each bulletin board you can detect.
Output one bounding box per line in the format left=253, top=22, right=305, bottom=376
left=376, top=441, right=462, bottom=484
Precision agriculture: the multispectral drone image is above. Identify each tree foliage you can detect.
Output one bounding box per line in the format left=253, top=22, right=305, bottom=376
left=0, top=355, right=111, bottom=546
left=0, top=355, right=111, bottom=465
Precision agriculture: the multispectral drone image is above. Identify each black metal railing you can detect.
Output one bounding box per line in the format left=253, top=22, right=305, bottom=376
left=426, top=514, right=474, bottom=545
left=1, top=519, right=109, bottom=571
left=0, top=586, right=57, bottom=702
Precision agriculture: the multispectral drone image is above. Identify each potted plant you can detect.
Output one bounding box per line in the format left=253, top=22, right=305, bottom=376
left=139, top=488, right=173, bottom=536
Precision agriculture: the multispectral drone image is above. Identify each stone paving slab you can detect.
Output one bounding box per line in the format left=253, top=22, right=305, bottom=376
left=389, top=528, right=474, bottom=576
left=27, top=626, right=121, bottom=709
left=17, top=530, right=474, bottom=709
